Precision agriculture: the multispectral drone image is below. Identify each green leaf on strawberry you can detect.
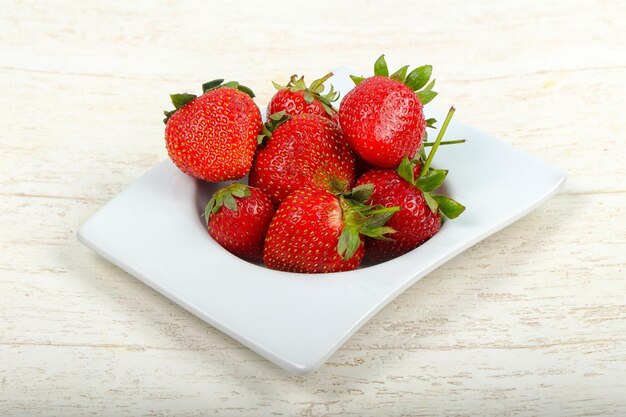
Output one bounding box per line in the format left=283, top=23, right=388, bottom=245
left=424, top=79, right=436, bottom=91
left=390, top=65, right=410, bottom=82
left=405, top=65, right=432, bottom=91
left=350, top=54, right=438, bottom=108
left=229, top=186, right=248, bottom=198
left=350, top=75, right=365, bottom=85
left=374, top=54, right=389, bottom=77
left=395, top=107, right=466, bottom=220
left=423, top=192, right=439, bottom=213
left=223, top=193, right=238, bottom=211
left=202, top=79, right=224, bottom=92
left=343, top=183, right=374, bottom=204
left=337, top=226, right=361, bottom=261
left=416, top=90, right=438, bottom=105
left=204, top=183, right=252, bottom=223
left=170, top=93, right=197, bottom=109
left=336, top=187, right=400, bottom=260
left=431, top=195, right=465, bottom=219
left=257, top=111, right=290, bottom=145
left=205, top=80, right=255, bottom=98
left=415, top=169, right=448, bottom=192
left=397, top=156, right=415, bottom=184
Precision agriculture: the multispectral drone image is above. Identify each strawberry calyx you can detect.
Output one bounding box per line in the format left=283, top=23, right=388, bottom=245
left=350, top=54, right=438, bottom=105
left=257, top=111, right=291, bottom=145
left=272, top=73, right=339, bottom=116
left=163, top=79, right=256, bottom=124
left=423, top=139, right=466, bottom=147
left=201, top=79, right=255, bottom=97
left=336, top=184, right=400, bottom=260
left=204, top=183, right=251, bottom=223
left=397, top=107, right=465, bottom=220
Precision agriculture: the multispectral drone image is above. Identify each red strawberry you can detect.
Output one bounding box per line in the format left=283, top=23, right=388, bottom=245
left=355, top=107, right=465, bottom=263
left=205, top=183, right=275, bottom=262
left=268, top=73, right=339, bottom=120
left=249, top=113, right=356, bottom=204
left=164, top=80, right=262, bottom=182
left=339, top=55, right=438, bottom=168
left=263, top=185, right=399, bottom=273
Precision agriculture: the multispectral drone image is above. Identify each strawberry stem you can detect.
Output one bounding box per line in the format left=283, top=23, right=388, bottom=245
left=313, top=72, right=333, bottom=86
left=421, top=106, right=455, bottom=174
left=423, top=139, right=465, bottom=147
left=365, top=206, right=401, bottom=216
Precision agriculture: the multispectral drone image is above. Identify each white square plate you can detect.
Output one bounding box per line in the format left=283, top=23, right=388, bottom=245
left=78, top=68, right=566, bottom=375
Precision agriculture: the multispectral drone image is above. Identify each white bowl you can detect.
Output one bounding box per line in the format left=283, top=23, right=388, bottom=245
left=78, top=68, right=566, bottom=374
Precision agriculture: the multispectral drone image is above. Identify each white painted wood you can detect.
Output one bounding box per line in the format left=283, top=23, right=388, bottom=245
left=1, top=0, right=625, bottom=415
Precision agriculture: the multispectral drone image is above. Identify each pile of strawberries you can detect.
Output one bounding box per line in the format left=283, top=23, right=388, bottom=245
left=164, top=55, right=465, bottom=273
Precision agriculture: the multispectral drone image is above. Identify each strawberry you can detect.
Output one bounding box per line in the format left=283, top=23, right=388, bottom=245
left=164, top=79, right=262, bottom=182
left=249, top=113, right=356, bottom=204
left=339, top=55, right=438, bottom=168
left=205, top=183, right=275, bottom=262
left=268, top=73, right=339, bottom=120
left=263, top=185, right=399, bottom=273
left=355, top=107, right=465, bottom=263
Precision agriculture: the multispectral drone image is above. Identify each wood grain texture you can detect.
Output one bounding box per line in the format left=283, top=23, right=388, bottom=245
left=1, top=0, right=625, bottom=415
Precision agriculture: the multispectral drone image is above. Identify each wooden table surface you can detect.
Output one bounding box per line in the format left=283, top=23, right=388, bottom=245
left=1, top=1, right=625, bottom=415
